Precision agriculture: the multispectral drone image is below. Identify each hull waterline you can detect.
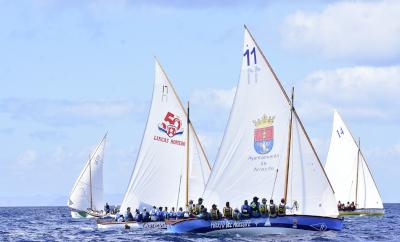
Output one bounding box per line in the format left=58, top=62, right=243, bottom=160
left=97, top=220, right=167, bottom=230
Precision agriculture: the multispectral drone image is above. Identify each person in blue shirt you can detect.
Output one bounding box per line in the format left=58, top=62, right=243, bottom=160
left=241, top=200, right=251, bottom=219
left=169, top=207, right=176, bottom=219
left=124, top=207, right=134, bottom=221
left=157, top=207, right=164, bottom=221
left=176, top=207, right=184, bottom=219
left=150, top=206, right=158, bottom=221
left=142, top=208, right=150, bottom=222
left=135, top=209, right=143, bottom=222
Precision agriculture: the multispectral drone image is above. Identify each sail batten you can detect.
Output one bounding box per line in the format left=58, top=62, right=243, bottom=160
left=325, top=110, right=383, bottom=209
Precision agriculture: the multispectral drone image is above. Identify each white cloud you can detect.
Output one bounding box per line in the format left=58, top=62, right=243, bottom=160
left=0, top=98, right=146, bottom=126
left=15, top=149, right=37, bottom=167
left=191, top=87, right=236, bottom=110
left=281, top=0, right=400, bottom=61
left=297, top=65, right=400, bottom=122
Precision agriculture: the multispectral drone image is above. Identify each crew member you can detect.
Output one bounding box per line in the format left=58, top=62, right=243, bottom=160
left=124, top=207, right=134, bottom=221
left=188, top=200, right=195, bottom=214
left=223, top=202, right=233, bottom=219
left=250, top=196, right=260, bottom=217
left=233, top=208, right=241, bottom=220
left=176, top=207, right=184, bottom=219
left=150, top=206, right=158, bottom=221
left=269, top=199, right=277, bottom=218
left=194, top=198, right=204, bottom=215
left=169, top=207, right=176, bottom=219
left=241, top=200, right=251, bottom=218
left=278, top=198, right=286, bottom=216
left=142, top=207, right=150, bottom=222
left=260, top=198, right=269, bottom=217
left=210, top=204, right=221, bottom=220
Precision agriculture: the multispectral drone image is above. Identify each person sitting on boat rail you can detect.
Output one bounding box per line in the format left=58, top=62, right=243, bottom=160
left=168, top=207, right=176, bottom=219
left=124, top=207, right=134, bottom=221
left=260, top=198, right=269, bottom=217
left=163, top=207, right=169, bottom=220
left=104, top=202, right=110, bottom=214
left=250, top=196, right=261, bottom=218
left=142, top=207, right=150, bottom=222
left=188, top=199, right=195, bottom=215
left=135, top=209, right=143, bottom=222
left=223, top=202, right=233, bottom=219
left=176, top=207, right=184, bottom=219
left=269, top=199, right=277, bottom=218
left=194, top=197, right=204, bottom=215
left=197, top=205, right=210, bottom=220
left=150, top=206, right=158, bottom=221
left=350, top=201, right=356, bottom=211
left=210, top=204, right=222, bottom=220
left=156, top=207, right=164, bottom=221
left=233, top=208, right=240, bottom=220
left=241, top=200, right=251, bottom=218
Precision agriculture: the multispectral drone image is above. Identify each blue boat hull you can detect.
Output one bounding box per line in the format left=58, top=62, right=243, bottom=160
left=167, top=215, right=343, bottom=234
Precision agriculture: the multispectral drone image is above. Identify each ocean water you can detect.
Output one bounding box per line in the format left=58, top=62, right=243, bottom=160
left=0, top=204, right=399, bottom=241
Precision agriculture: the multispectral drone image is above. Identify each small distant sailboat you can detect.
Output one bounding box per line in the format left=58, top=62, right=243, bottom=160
left=68, top=133, right=107, bottom=218
left=325, top=110, right=384, bottom=215
left=97, top=59, right=211, bottom=229
left=167, top=26, right=343, bottom=234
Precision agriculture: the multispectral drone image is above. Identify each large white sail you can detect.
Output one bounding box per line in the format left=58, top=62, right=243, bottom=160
left=120, top=60, right=211, bottom=212
left=203, top=26, right=338, bottom=217
left=68, top=134, right=106, bottom=212
left=325, top=110, right=383, bottom=209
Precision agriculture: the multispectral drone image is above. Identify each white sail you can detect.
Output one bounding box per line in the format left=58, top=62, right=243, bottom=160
left=325, top=110, right=383, bottom=209
left=120, top=60, right=211, bottom=212
left=68, top=134, right=106, bottom=212
left=203, top=26, right=338, bottom=217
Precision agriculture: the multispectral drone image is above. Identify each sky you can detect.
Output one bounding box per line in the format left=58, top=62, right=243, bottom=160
left=0, top=0, right=399, bottom=206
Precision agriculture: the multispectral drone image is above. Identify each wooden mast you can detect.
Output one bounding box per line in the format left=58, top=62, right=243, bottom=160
left=185, top=101, right=190, bottom=208
left=355, top=138, right=360, bottom=207
left=284, top=87, right=294, bottom=202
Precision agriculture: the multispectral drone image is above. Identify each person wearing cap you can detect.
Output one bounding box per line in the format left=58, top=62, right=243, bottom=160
left=232, top=208, right=240, bottom=220
left=223, top=202, right=233, bottom=219
left=241, top=200, right=251, bottom=219
left=259, top=198, right=269, bottom=217
left=124, top=207, right=134, bottom=221
left=210, top=204, right=221, bottom=220
left=142, top=207, right=150, bottom=222
left=250, top=196, right=260, bottom=217
left=269, top=199, right=277, bottom=218
left=194, top=197, right=203, bottom=215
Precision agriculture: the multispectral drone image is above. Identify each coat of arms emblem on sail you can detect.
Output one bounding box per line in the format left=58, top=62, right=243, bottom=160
left=253, top=115, right=274, bottom=154
left=159, top=111, right=184, bottom=138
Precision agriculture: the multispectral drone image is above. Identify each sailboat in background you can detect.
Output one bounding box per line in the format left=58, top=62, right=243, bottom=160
left=325, top=110, right=384, bottom=215
left=167, top=26, right=343, bottom=234
left=68, top=133, right=107, bottom=218
left=97, top=59, right=211, bottom=229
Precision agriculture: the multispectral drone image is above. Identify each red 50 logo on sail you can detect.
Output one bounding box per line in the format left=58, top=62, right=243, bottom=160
left=158, top=112, right=184, bottom=138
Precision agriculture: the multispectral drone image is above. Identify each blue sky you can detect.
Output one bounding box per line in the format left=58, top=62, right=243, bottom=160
left=0, top=0, right=399, bottom=205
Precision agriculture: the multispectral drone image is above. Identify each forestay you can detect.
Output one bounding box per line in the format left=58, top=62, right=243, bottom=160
left=203, top=26, right=338, bottom=217
left=325, top=110, right=383, bottom=209
left=68, top=134, right=106, bottom=212
left=120, top=60, right=211, bottom=212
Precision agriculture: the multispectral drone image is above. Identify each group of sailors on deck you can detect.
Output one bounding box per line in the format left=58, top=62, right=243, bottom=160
left=337, top=201, right=356, bottom=211
left=115, top=196, right=297, bottom=223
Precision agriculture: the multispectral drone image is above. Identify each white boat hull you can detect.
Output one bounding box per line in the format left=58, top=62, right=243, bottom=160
left=97, top=220, right=167, bottom=230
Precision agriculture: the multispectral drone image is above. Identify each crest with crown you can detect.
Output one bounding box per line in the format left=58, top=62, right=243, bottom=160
left=253, top=115, right=275, bottom=128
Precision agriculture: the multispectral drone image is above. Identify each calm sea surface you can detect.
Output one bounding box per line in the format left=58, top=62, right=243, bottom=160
left=0, top=204, right=399, bottom=241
